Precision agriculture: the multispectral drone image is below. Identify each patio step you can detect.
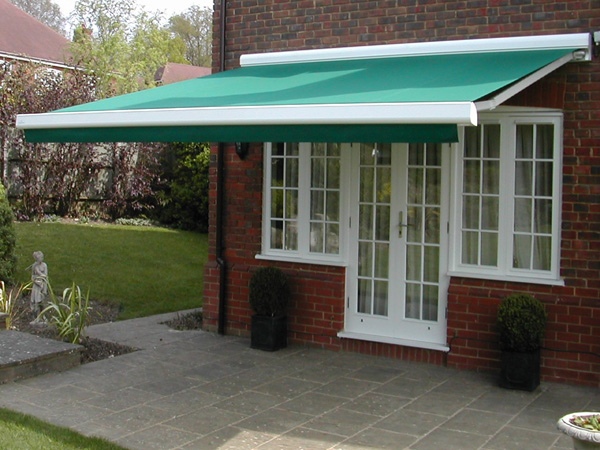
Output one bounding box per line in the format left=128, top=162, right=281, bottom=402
left=0, top=330, right=82, bottom=383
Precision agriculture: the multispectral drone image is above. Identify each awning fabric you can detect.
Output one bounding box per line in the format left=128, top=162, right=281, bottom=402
left=16, top=44, right=583, bottom=144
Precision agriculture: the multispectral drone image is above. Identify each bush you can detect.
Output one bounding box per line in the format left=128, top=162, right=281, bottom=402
left=0, top=184, right=17, bottom=283
left=249, top=267, right=290, bottom=317
left=153, top=143, right=210, bottom=232
left=40, top=282, right=91, bottom=344
left=497, top=293, right=547, bottom=352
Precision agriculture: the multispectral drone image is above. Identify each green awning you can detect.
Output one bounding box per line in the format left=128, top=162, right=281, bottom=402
left=16, top=35, right=589, bottom=144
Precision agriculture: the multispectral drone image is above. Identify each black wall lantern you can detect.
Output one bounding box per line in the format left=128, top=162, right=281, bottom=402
left=235, top=142, right=250, bottom=160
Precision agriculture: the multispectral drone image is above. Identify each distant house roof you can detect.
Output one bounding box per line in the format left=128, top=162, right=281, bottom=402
left=155, top=62, right=211, bottom=85
left=0, top=0, right=70, bottom=67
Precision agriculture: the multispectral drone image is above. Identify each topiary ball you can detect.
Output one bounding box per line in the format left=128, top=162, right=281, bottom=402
left=249, top=267, right=290, bottom=317
left=497, top=293, right=547, bottom=352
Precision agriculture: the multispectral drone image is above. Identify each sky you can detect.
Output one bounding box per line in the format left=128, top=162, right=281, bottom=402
left=54, top=0, right=213, bottom=20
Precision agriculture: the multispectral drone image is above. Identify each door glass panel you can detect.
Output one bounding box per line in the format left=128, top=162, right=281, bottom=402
left=404, top=143, right=441, bottom=322
left=357, top=143, right=391, bottom=317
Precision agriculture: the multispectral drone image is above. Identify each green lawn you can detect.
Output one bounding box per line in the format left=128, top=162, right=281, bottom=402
left=14, top=222, right=208, bottom=319
left=0, top=408, right=127, bottom=450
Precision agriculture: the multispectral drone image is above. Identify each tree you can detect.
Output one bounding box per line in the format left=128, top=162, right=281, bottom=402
left=0, top=183, right=17, bottom=284
left=169, top=5, right=212, bottom=67
left=9, top=0, right=66, bottom=35
left=70, top=0, right=188, bottom=97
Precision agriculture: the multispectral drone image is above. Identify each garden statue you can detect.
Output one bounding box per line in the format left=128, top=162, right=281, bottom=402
left=30, top=251, right=48, bottom=322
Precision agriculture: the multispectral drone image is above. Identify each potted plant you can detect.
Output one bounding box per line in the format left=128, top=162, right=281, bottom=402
left=557, top=412, right=600, bottom=449
left=249, top=266, right=290, bottom=351
left=497, top=293, right=547, bottom=391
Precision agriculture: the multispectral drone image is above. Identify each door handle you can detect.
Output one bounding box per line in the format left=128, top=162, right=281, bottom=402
left=398, top=211, right=409, bottom=237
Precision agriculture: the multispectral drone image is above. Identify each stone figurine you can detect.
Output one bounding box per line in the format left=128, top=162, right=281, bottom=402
left=30, top=251, right=48, bottom=321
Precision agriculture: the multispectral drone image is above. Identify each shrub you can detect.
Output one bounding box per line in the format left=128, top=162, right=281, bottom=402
left=0, top=281, right=26, bottom=329
left=0, top=184, right=17, bottom=283
left=40, top=282, right=91, bottom=344
left=497, top=293, right=547, bottom=352
left=249, top=267, right=290, bottom=317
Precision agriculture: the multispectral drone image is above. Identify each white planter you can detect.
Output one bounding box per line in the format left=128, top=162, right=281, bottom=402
left=557, top=413, right=600, bottom=450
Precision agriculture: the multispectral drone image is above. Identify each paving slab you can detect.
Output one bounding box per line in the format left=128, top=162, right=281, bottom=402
left=0, top=310, right=597, bottom=450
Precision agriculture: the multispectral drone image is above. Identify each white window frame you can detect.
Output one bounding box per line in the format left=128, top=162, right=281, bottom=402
left=259, top=142, right=349, bottom=266
left=449, top=108, right=564, bottom=285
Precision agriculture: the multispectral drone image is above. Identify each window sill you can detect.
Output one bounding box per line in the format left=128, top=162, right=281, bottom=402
left=447, top=270, right=565, bottom=286
left=255, top=253, right=348, bottom=267
left=338, top=331, right=450, bottom=352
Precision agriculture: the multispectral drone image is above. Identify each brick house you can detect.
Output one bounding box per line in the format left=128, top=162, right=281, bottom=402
left=16, top=1, right=599, bottom=387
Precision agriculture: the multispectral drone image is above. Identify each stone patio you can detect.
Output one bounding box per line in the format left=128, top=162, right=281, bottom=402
left=0, top=311, right=597, bottom=449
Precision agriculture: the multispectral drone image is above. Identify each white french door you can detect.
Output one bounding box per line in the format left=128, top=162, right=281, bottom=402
left=345, top=142, right=450, bottom=349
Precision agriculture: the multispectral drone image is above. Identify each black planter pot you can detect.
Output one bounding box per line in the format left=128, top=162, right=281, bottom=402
left=250, top=315, right=287, bottom=351
left=499, top=348, right=541, bottom=391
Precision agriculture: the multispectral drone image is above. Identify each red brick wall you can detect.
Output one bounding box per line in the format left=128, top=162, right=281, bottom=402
left=205, top=0, right=600, bottom=386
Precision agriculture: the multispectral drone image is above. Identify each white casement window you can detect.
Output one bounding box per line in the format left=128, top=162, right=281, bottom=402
left=449, top=110, right=563, bottom=284
left=261, top=142, right=347, bottom=265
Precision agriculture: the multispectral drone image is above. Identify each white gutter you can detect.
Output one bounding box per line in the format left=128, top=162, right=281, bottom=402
left=241, top=33, right=593, bottom=66
left=0, top=52, right=77, bottom=71
left=16, top=102, right=479, bottom=130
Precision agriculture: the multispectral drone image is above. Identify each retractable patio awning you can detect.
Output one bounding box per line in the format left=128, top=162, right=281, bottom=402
left=16, top=33, right=592, bottom=144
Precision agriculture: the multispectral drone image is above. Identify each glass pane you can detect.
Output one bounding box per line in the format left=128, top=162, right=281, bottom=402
left=326, top=191, right=340, bottom=221
left=358, top=279, right=372, bottom=314
left=408, top=168, right=423, bottom=204
left=482, top=160, right=499, bottom=195
left=481, top=196, right=499, bottom=231
left=464, top=127, right=480, bottom=158
left=287, top=142, right=299, bottom=156
left=360, top=144, right=374, bottom=165
left=425, top=168, right=441, bottom=205
left=271, top=189, right=283, bottom=218
left=480, top=232, right=498, bottom=266
left=513, top=234, right=532, bottom=269
left=272, top=142, right=285, bottom=157
left=514, top=197, right=532, bottom=232
left=325, top=224, right=339, bottom=254
left=328, top=143, right=340, bottom=157
left=426, top=143, right=442, bottom=166
left=423, top=285, right=439, bottom=321
left=270, top=220, right=283, bottom=249
left=535, top=162, right=553, bottom=197
left=424, top=246, right=439, bottom=282
left=425, top=207, right=440, bottom=244
left=405, top=283, right=420, bottom=319
left=377, top=167, right=391, bottom=203
left=406, top=244, right=422, bottom=281
left=375, top=205, right=390, bottom=241
left=360, top=167, right=374, bottom=202
left=516, top=125, right=533, bottom=158
left=462, top=231, right=478, bottom=264
left=515, top=161, right=532, bottom=196
left=327, top=159, right=340, bottom=189
left=407, top=206, right=422, bottom=243
left=311, top=190, right=324, bottom=220
left=358, top=242, right=373, bottom=277
left=271, top=158, right=284, bottom=186
left=533, top=236, right=551, bottom=271
left=359, top=205, right=373, bottom=240
left=286, top=159, right=299, bottom=187
left=310, top=223, right=323, bottom=253
left=463, top=160, right=480, bottom=193
left=536, top=125, right=554, bottom=159
left=378, top=143, right=392, bottom=165
left=483, top=124, right=500, bottom=158
left=409, top=143, right=424, bottom=165
left=373, top=281, right=388, bottom=316
left=284, top=221, right=298, bottom=250
left=462, top=195, right=479, bottom=229
left=374, top=243, right=389, bottom=279
left=311, top=158, right=324, bottom=188
left=312, top=142, right=325, bottom=156
left=285, top=190, right=298, bottom=219
left=534, top=199, right=552, bottom=234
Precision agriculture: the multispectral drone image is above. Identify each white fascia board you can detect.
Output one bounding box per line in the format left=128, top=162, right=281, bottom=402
left=16, top=102, right=478, bottom=129
left=241, top=33, right=592, bottom=66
